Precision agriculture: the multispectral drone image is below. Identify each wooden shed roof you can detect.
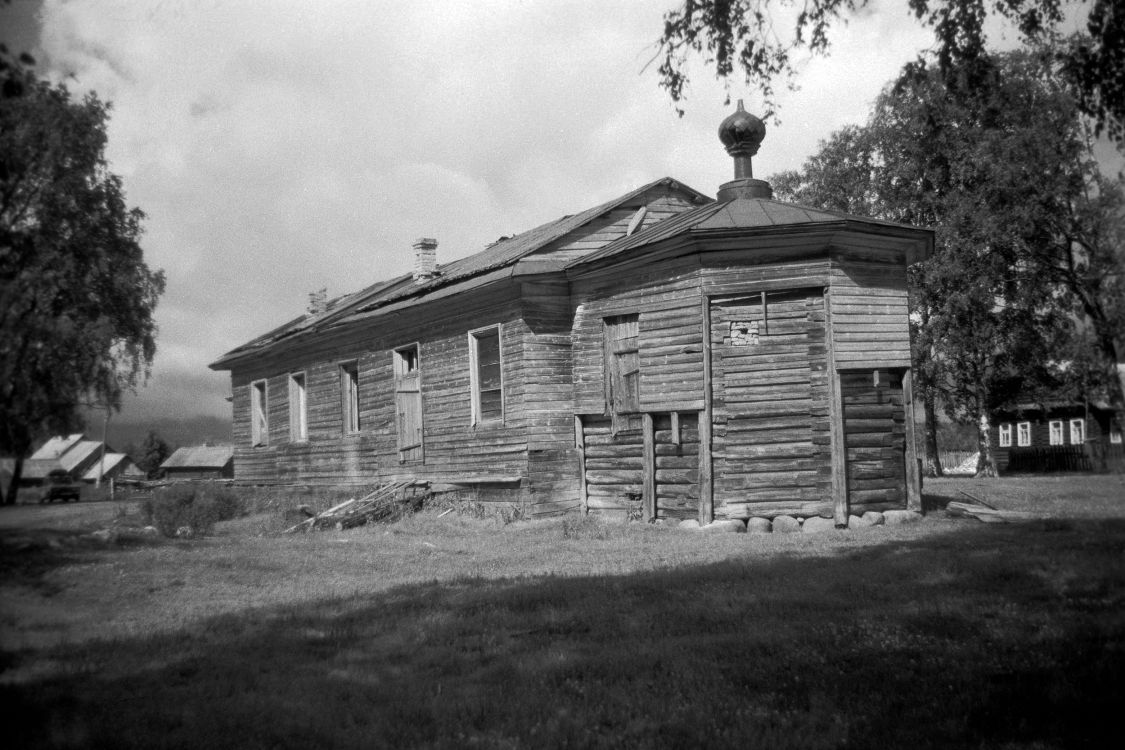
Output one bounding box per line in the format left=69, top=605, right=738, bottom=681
left=211, top=177, right=708, bottom=369
left=161, top=446, right=235, bottom=470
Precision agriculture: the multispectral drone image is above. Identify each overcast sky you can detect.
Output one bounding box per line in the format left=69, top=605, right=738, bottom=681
left=3, top=0, right=1091, bottom=430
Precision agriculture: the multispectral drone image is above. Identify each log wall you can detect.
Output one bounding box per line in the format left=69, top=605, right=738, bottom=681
left=579, top=412, right=700, bottom=520
left=710, top=290, right=832, bottom=519
left=840, top=369, right=907, bottom=508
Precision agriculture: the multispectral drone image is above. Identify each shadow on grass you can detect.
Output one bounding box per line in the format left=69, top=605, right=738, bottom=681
left=5, top=519, right=1125, bottom=749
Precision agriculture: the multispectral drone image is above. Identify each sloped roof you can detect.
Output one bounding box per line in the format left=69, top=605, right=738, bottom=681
left=21, top=459, right=62, bottom=480
left=82, top=454, right=142, bottom=481
left=161, top=446, right=234, bottom=469
left=57, top=441, right=105, bottom=473
left=573, top=195, right=933, bottom=269
left=30, top=434, right=85, bottom=461
left=210, top=177, right=708, bottom=370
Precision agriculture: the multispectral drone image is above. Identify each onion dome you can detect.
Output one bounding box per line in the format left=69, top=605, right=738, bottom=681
left=716, top=99, right=772, bottom=200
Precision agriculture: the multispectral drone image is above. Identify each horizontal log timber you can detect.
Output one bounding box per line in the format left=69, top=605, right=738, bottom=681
left=720, top=498, right=833, bottom=519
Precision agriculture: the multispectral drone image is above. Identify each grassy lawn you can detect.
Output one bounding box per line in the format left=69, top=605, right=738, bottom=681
left=1, top=475, right=1123, bottom=748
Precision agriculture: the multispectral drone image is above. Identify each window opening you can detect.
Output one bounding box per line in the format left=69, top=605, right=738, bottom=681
left=1017, top=421, right=1031, bottom=447
left=394, top=345, right=423, bottom=461
left=1049, top=420, right=1064, bottom=446
left=340, top=362, right=360, bottom=434
left=604, top=314, right=640, bottom=432
left=470, top=327, right=503, bottom=423
left=1069, top=418, right=1085, bottom=445
left=250, top=380, right=268, bottom=447
left=998, top=423, right=1012, bottom=448
left=289, top=372, right=307, bottom=441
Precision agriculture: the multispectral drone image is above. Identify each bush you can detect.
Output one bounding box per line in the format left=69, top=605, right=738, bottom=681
left=142, top=483, right=245, bottom=537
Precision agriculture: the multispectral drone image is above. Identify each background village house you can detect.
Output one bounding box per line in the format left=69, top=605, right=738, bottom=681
left=160, top=445, right=235, bottom=481
left=211, top=103, right=933, bottom=526
left=14, top=434, right=143, bottom=497
left=991, top=401, right=1125, bottom=473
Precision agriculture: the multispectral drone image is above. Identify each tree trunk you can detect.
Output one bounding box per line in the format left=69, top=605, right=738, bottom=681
left=923, top=384, right=943, bottom=477
left=3, top=458, right=23, bottom=505
left=974, top=405, right=999, bottom=478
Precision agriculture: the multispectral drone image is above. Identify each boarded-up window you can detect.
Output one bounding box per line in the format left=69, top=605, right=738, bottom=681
left=394, top=345, right=423, bottom=462
left=289, top=372, right=307, bottom=441
left=470, top=327, right=503, bottom=423
left=250, top=380, right=268, bottom=447
left=340, top=362, right=360, bottom=434
left=604, top=314, right=640, bottom=432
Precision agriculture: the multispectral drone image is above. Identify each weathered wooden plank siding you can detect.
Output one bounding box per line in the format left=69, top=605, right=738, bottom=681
left=579, top=413, right=698, bottom=519
left=533, top=187, right=700, bottom=265
left=710, top=291, right=830, bottom=519
left=829, top=255, right=911, bottom=368
left=841, top=370, right=906, bottom=506
left=229, top=283, right=534, bottom=488
left=572, top=257, right=704, bottom=415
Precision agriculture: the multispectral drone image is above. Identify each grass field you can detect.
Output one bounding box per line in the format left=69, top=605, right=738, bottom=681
left=2, top=475, right=1123, bottom=748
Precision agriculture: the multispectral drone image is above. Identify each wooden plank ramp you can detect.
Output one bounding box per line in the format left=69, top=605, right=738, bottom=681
left=285, top=481, right=425, bottom=533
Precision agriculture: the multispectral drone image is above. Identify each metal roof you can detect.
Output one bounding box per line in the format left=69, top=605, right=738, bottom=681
left=161, top=446, right=234, bottom=469
left=571, top=195, right=933, bottom=269
left=81, top=454, right=143, bottom=481
left=29, top=434, right=85, bottom=461
left=57, top=441, right=104, bottom=473
left=210, top=178, right=709, bottom=370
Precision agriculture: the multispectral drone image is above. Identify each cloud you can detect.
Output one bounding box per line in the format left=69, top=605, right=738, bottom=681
left=31, top=0, right=937, bottom=427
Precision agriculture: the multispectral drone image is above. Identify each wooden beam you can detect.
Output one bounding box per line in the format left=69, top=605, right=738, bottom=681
left=670, top=411, right=681, bottom=445
left=575, top=415, right=588, bottom=515
left=825, top=288, right=849, bottom=527
left=642, top=412, right=656, bottom=522
left=902, top=368, right=922, bottom=512
left=699, top=296, right=714, bottom=525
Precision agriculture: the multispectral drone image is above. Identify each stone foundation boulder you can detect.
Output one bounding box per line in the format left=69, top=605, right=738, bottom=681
left=861, top=511, right=885, bottom=526
left=746, top=517, right=772, bottom=533
left=701, top=519, right=747, bottom=533
left=883, top=510, right=923, bottom=526
left=801, top=516, right=837, bottom=533
left=773, top=515, right=802, bottom=533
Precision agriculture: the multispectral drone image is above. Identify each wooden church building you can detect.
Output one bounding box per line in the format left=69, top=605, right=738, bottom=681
left=211, top=102, right=932, bottom=525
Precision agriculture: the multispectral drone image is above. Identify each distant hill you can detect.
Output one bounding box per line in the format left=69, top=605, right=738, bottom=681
left=104, top=416, right=233, bottom=455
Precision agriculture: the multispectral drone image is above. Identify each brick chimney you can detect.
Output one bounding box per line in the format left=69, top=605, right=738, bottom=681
left=413, top=237, right=438, bottom=283
left=307, top=288, right=327, bottom=316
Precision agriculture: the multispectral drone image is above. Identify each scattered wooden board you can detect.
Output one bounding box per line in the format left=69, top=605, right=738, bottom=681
left=946, top=501, right=1039, bottom=524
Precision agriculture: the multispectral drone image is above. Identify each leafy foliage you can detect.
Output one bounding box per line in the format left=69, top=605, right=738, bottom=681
left=772, top=50, right=1123, bottom=475
left=655, top=0, right=1124, bottom=144
left=138, top=430, right=172, bottom=479
left=0, top=50, right=165, bottom=484
left=142, top=483, right=244, bottom=537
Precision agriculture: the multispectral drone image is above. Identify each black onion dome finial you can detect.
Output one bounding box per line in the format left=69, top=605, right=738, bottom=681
left=718, top=99, right=766, bottom=161
left=716, top=99, right=772, bottom=200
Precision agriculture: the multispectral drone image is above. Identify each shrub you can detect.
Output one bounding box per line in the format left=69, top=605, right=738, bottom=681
left=142, top=483, right=245, bottom=537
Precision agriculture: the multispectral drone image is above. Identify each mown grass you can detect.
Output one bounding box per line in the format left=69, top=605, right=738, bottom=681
left=0, top=476, right=1123, bottom=748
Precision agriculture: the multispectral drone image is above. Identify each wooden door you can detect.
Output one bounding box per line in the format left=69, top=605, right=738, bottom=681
left=709, top=290, right=828, bottom=515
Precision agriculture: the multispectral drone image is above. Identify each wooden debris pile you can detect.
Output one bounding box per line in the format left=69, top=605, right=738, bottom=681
left=285, top=481, right=427, bottom=533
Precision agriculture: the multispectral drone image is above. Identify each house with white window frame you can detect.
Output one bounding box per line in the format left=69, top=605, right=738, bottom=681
left=992, top=401, right=1124, bottom=473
